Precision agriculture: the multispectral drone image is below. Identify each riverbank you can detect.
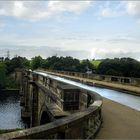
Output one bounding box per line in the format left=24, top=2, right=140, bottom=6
left=44, top=71, right=140, bottom=96
left=96, top=98, right=140, bottom=139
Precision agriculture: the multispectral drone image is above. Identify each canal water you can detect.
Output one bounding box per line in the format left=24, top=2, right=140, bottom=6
left=0, top=90, right=27, bottom=129
left=34, top=71, right=140, bottom=111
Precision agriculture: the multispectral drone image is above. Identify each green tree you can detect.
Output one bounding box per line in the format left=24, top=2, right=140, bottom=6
left=4, top=56, right=30, bottom=74
left=31, top=56, right=44, bottom=70
left=0, top=62, right=6, bottom=89
left=41, top=59, right=49, bottom=69
left=47, top=56, right=81, bottom=72
left=47, top=56, right=60, bottom=69
left=97, top=58, right=140, bottom=77
left=79, top=59, right=95, bottom=73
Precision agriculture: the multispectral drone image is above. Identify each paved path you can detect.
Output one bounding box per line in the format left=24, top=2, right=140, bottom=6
left=96, top=98, right=140, bottom=139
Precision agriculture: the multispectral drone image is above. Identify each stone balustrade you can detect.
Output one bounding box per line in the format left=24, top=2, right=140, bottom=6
left=46, top=69, right=140, bottom=87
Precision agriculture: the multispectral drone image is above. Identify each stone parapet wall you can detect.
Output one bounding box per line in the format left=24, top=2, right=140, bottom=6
left=46, top=70, right=140, bottom=87
left=44, top=69, right=140, bottom=95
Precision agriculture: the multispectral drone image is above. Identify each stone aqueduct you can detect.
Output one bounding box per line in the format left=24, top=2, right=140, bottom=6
left=0, top=70, right=103, bottom=139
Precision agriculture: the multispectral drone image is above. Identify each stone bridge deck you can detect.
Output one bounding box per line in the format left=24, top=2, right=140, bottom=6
left=97, top=98, right=140, bottom=139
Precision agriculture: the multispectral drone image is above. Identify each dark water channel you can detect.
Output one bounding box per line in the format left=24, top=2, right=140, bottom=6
left=0, top=90, right=27, bottom=129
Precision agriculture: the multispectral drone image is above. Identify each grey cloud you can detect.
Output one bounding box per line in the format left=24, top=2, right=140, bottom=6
left=125, top=1, right=140, bottom=21
left=0, top=45, right=90, bottom=60
left=105, top=35, right=139, bottom=44
left=1, top=45, right=140, bottom=61
left=93, top=50, right=140, bottom=60
left=107, top=38, right=136, bottom=44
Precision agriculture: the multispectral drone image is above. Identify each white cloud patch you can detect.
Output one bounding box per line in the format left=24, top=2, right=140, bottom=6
left=100, top=8, right=122, bottom=17
left=89, top=32, right=140, bottom=60
left=125, top=1, right=140, bottom=17
left=99, top=1, right=125, bottom=18
left=0, top=1, right=91, bottom=20
left=91, top=47, right=140, bottom=60
left=0, top=45, right=90, bottom=59
left=124, top=1, right=140, bottom=23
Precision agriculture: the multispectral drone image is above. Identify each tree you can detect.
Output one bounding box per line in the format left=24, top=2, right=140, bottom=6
left=47, top=56, right=60, bottom=69
left=0, top=62, right=6, bottom=89
left=4, top=56, right=30, bottom=74
left=47, top=56, right=81, bottom=72
left=41, top=59, right=49, bottom=69
left=31, top=56, right=44, bottom=70
left=97, top=58, right=140, bottom=77
left=79, top=59, right=95, bottom=73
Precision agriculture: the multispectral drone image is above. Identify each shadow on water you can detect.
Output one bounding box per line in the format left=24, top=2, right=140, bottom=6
left=0, top=90, right=28, bottom=129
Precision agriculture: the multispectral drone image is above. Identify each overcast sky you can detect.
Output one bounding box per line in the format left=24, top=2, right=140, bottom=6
left=0, top=1, right=140, bottom=60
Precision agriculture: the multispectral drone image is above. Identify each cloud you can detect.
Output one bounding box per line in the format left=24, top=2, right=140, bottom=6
left=91, top=47, right=140, bottom=60
left=106, top=35, right=137, bottom=44
left=97, top=1, right=140, bottom=21
left=98, top=1, right=125, bottom=18
left=125, top=1, right=140, bottom=17
left=90, top=33, right=140, bottom=60
left=48, top=1, right=91, bottom=14
left=0, top=1, right=91, bottom=20
left=0, top=45, right=90, bottom=59
left=124, top=1, right=140, bottom=22
left=100, top=8, right=123, bottom=18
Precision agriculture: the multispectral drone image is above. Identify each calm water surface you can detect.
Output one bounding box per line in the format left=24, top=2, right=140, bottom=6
left=0, top=91, right=27, bottom=129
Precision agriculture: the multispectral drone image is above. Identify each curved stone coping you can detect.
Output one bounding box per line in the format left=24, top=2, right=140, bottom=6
left=0, top=71, right=102, bottom=139
left=87, top=91, right=103, bottom=108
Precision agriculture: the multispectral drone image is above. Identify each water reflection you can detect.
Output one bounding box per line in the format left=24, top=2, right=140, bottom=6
left=0, top=90, right=27, bottom=129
